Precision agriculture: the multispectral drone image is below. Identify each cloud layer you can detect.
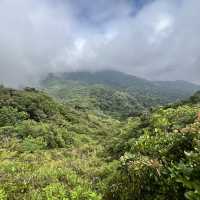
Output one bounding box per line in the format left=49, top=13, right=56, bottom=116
left=0, top=0, right=199, bottom=86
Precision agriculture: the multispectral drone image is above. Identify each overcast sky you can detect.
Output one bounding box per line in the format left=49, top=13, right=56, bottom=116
left=0, top=0, right=199, bottom=86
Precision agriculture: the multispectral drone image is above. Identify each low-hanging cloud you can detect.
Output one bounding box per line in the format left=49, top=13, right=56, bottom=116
left=0, top=0, right=199, bottom=87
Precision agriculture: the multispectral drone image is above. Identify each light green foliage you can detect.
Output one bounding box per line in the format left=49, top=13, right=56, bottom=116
left=43, top=183, right=68, bottom=200
left=104, top=98, right=200, bottom=199
left=0, top=86, right=120, bottom=200
left=0, top=86, right=200, bottom=200
left=0, top=188, right=7, bottom=200
left=0, top=106, right=27, bottom=127
left=22, top=136, right=47, bottom=152
left=70, top=186, right=101, bottom=200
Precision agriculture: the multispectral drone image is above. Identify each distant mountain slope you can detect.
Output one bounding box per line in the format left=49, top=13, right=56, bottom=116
left=41, top=70, right=200, bottom=118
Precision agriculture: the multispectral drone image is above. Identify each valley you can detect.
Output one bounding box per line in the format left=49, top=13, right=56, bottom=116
left=0, top=72, right=200, bottom=199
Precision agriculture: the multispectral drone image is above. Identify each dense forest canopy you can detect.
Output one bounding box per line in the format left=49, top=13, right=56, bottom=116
left=0, top=84, right=200, bottom=200
left=41, top=70, right=200, bottom=119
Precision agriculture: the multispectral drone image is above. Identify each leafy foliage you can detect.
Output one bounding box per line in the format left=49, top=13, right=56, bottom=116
left=104, top=96, right=200, bottom=200
left=42, top=70, right=200, bottom=119
left=0, top=85, right=200, bottom=200
left=0, top=86, right=119, bottom=199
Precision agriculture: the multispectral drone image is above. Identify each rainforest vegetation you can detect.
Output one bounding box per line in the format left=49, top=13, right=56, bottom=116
left=42, top=70, right=200, bottom=119
left=0, top=71, right=200, bottom=200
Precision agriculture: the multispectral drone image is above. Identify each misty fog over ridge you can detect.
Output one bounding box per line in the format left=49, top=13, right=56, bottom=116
left=0, top=0, right=200, bottom=87
left=42, top=69, right=200, bottom=104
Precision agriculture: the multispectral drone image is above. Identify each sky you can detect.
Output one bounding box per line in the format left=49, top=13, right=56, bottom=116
left=0, top=0, right=200, bottom=86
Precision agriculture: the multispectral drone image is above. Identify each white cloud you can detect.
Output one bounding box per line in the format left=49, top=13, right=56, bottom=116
left=0, top=0, right=199, bottom=86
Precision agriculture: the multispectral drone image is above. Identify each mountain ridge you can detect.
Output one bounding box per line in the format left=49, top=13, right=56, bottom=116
left=45, top=70, right=200, bottom=88
left=41, top=70, right=200, bottom=118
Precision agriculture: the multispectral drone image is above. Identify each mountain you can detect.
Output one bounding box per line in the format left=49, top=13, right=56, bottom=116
left=0, top=86, right=200, bottom=199
left=41, top=70, right=200, bottom=118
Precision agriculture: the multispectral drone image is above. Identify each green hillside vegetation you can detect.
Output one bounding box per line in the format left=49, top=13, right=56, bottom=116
left=42, top=70, right=200, bottom=119
left=42, top=79, right=144, bottom=118
left=0, top=85, right=200, bottom=199
left=0, top=86, right=121, bottom=199
left=104, top=91, right=200, bottom=200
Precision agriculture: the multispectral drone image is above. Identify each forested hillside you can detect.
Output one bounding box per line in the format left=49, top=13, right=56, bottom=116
left=0, top=85, right=200, bottom=200
left=42, top=70, right=200, bottom=118
left=0, top=86, right=121, bottom=199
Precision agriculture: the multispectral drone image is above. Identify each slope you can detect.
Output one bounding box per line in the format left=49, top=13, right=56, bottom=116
left=41, top=70, right=200, bottom=118
left=0, top=86, right=121, bottom=200
left=0, top=86, right=200, bottom=199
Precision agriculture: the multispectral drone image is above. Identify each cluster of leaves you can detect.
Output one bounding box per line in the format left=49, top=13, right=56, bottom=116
left=104, top=92, right=200, bottom=200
